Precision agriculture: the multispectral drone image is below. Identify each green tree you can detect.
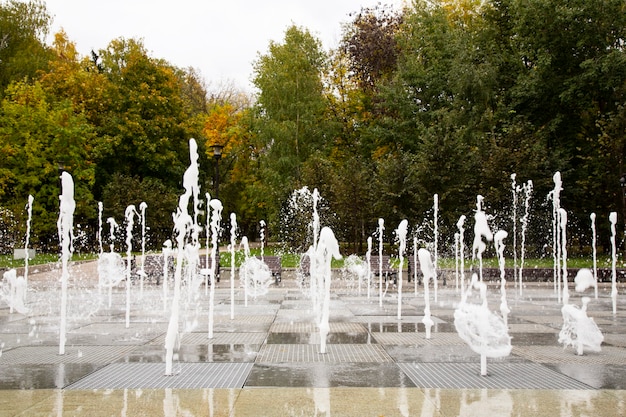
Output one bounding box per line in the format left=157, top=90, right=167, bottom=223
left=101, top=174, right=178, bottom=248
left=0, top=0, right=53, bottom=95
left=95, top=38, right=204, bottom=195
left=0, top=80, right=96, bottom=248
left=251, top=25, right=330, bottom=230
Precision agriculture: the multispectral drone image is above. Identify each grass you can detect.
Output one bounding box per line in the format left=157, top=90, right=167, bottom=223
left=0, top=247, right=619, bottom=270
left=0, top=252, right=97, bottom=269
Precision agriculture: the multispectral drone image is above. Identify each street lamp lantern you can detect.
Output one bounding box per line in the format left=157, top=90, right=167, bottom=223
left=212, top=143, right=224, bottom=159
left=212, top=143, right=224, bottom=199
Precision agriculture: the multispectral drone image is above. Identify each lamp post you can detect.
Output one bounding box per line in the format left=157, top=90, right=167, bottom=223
left=212, top=143, right=224, bottom=200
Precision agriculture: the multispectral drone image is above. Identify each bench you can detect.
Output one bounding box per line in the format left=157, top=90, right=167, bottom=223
left=368, top=255, right=397, bottom=285
left=256, top=256, right=282, bottom=284
left=198, top=252, right=220, bottom=284
left=407, top=254, right=445, bottom=285
left=133, top=254, right=174, bottom=285
left=407, top=255, right=418, bottom=284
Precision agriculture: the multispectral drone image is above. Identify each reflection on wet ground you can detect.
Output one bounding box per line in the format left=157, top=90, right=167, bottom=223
left=1, top=265, right=626, bottom=416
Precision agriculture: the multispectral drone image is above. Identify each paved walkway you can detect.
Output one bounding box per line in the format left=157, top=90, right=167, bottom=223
left=1, top=261, right=625, bottom=416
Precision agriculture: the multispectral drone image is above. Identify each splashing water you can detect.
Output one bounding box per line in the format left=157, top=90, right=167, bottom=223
left=433, top=195, right=440, bottom=300
left=457, top=215, right=466, bottom=294
left=418, top=248, right=435, bottom=339
left=203, top=193, right=211, bottom=295
left=494, top=230, right=510, bottom=327
left=2, top=269, right=27, bottom=314
left=559, top=208, right=569, bottom=306
left=610, top=212, right=618, bottom=315
left=343, top=254, right=367, bottom=295
left=97, top=202, right=104, bottom=256
left=312, top=189, right=320, bottom=250
left=58, top=171, right=75, bottom=355
left=165, top=196, right=191, bottom=375
left=260, top=220, right=266, bottom=259
left=138, top=202, right=148, bottom=299
left=23, top=194, right=34, bottom=290
left=590, top=213, right=598, bottom=299
left=229, top=213, right=238, bottom=320
left=511, top=174, right=518, bottom=288
left=574, top=269, right=596, bottom=293
left=162, top=239, right=172, bottom=311
left=454, top=274, right=512, bottom=376
left=102, top=217, right=120, bottom=307
left=208, top=199, right=223, bottom=339
left=550, top=172, right=563, bottom=298
left=519, top=180, right=532, bottom=295
left=124, top=205, right=138, bottom=329
left=472, top=196, right=493, bottom=282
left=239, top=256, right=273, bottom=301
left=413, top=236, right=419, bottom=296
left=366, top=236, right=372, bottom=299
left=165, top=138, right=198, bottom=375
left=378, top=218, right=385, bottom=307
left=559, top=297, right=603, bottom=355
left=396, top=220, right=408, bottom=320
left=312, top=227, right=342, bottom=354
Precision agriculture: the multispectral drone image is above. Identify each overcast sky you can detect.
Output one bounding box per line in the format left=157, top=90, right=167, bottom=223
left=44, top=0, right=405, bottom=92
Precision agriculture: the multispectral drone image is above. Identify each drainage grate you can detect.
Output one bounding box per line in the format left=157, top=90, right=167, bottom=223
left=513, top=345, right=626, bottom=364
left=270, top=322, right=366, bottom=333
left=507, top=323, right=558, bottom=333
left=66, top=362, right=253, bottom=389
left=150, top=332, right=267, bottom=345
left=516, top=315, right=563, bottom=325
left=0, top=345, right=135, bottom=365
left=372, top=332, right=464, bottom=346
left=398, top=362, right=593, bottom=389
left=352, top=315, right=445, bottom=324
left=211, top=314, right=276, bottom=324
left=257, top=344, right=392, bottom=363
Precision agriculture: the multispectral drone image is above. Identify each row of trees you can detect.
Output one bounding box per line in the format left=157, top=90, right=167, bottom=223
left=1, top=0, right=625, bottom=256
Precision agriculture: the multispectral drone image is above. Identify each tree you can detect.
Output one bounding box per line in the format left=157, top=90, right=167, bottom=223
left=0, top=0, right=52, bottom=95
left=95, top=38, right=206, bottom=198
left=0, top=80, right=96, bottom=248
left=251, top=25, right=330, bottom=229
left=101, top=174, right=178, bottom=248
left=341, top=4, right=403, bottom=92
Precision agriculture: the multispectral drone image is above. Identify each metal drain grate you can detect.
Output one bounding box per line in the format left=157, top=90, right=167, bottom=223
left=211, top=314, right=275, bottom=324
left=398, top=362, right=593, bottom=389
left=66, top=362, right=253, bottom=389
left=508, top=323, right=559, bottom=333
left=513, top=345, right=626, bottom=364
left=270, top=322, right=366, bottom=333
left=257, top=344, right=392, bottom=363
left=352, top=315, right=445, bottom=324
left=0, top=345, right=135, bottom=365
left=151, top=332, right=267, bottom=345
left=372, top=332, right=464, bottom=346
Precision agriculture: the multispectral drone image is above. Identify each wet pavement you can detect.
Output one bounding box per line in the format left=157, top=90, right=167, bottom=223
left=1, top=261, right=626, bottom=416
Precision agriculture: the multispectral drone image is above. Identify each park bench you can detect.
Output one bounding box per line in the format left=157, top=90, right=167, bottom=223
left=256, top=255, right=282, bottom=284
left=198, top=252, right=220, bottom=284
left=368, top=255, right=397, bottom=285
left=133, top=254, right=174, bottom=285
left=406, top=255, right=418, bottom=284
left=406, top=254, right=445, bottom=285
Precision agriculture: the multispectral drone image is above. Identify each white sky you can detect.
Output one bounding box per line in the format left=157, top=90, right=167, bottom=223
left=44, top=0, right=406, bottom=93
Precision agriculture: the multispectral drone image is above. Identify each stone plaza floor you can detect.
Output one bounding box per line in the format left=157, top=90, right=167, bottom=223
left=1, top=261, right=626, bottom=416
